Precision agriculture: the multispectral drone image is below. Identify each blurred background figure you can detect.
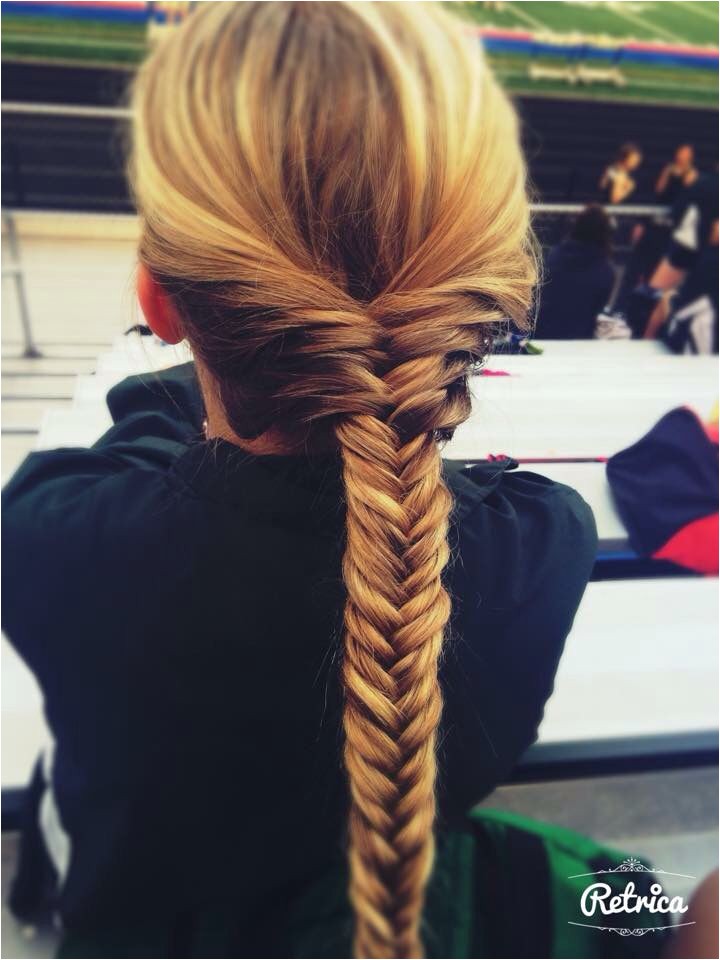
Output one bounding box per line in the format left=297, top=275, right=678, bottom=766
left=656, top=143, right=699, bottom=203
left=599, top=142, right=643, bottom=204
left=643, top=173, right=719, bottom=350
left=659, top=165, right=719, bottom=281
left=535, top=205, right=615, bottom=340
left=612, top=143, right=700, bottom=316
left=628, top=166, right=719, bottom=345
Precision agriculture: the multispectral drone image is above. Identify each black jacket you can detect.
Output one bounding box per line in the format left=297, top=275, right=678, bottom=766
left=2, top=363, right=597, bottom=955
left=535, top=240, right=615, bottom=340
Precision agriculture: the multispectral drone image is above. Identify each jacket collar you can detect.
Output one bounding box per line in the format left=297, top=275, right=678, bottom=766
left=169, top=437, right=516, bottom=520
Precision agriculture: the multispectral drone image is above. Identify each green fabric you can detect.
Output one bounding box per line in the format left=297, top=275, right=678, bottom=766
left=267, top=810, right=671, bottom=958
left=57, top=809, right=672, bottom=958
left=468, top=808, right=672, bottom=959
left=278, top=833, right=478, bottom=958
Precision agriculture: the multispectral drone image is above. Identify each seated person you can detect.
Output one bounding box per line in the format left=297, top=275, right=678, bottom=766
left=534, top=205, right=615, bottom=340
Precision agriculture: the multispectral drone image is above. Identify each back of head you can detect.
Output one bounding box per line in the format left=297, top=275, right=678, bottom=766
left=131, top=3, right=534, bottom=955
left=570, top=204, right=612, bottom=255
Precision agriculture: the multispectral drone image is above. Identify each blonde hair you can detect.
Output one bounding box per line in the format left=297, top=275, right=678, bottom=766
left=131, top=3, right=534, bottom=956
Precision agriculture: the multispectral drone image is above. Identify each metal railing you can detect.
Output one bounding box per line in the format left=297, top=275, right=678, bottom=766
left=2, top=101, right=132, bottom=120
left=531, top=202, right=669, bottom=217
left=1, top=211, right=40, bottom=358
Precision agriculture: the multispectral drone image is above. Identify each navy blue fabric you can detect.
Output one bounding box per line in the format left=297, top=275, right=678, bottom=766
left=607, top=406, right=719, bottom=555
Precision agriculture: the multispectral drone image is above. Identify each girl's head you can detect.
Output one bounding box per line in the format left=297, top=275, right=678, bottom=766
left=674, top=143, right=695, bottom=172
left=131, top=2, right=534, bottom=955
left=616, top=142, right=643, bottom=171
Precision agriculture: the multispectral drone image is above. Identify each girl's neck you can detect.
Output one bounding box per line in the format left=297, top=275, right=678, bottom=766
left=197, top=359, right=333, bottom=457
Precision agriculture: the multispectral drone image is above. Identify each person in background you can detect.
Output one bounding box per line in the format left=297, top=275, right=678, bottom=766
left=534, top=205, right=615, bottom=340
left=611, top=144, right=699, bottom=317
left=643, top=219, right=719, bottom=350
left=655, top=143, right=698, bottom=204
left=599, top=142, right=643, bottom=205
left=640, top=169, right=719, bottom=343
left=653, top=167, right=719, bottom=287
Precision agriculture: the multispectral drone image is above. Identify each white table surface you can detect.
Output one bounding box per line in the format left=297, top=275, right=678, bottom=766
left=528, top=340, right=671, bottom=357
left=445, top=360, right=716, bottom=460
left=539, top=578, right=718, bottom=744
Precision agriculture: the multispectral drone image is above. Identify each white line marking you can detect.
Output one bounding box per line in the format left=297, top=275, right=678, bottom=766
left=670, top=0, right=719, bottom=23
left=2, top=32, right=145, bottom=51
left=505, top=2, right=546, bottom=31
left=605, top=3, right=680, bottom=43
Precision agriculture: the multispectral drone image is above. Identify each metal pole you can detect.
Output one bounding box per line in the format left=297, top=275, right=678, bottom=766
left=2, top=211, right=41, bottom=358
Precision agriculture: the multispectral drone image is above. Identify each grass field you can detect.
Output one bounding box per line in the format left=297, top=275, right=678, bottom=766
left=1, top=1, right=718, bottom=106
left=457, top=1, right=718, bottom=45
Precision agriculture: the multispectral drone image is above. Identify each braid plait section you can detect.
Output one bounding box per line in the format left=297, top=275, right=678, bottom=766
left=337, top=293, right=477, bottom=957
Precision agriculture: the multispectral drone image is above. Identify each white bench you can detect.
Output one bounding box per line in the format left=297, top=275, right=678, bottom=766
left=446, top=369, right=716, bottom=461
left=539, top=578, right=718, bottom=747
left=524, top=339, right=670, bottom=358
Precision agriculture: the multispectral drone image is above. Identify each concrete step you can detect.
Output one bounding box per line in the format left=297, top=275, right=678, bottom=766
left=1, top=376, right=75, bottom=400
left=1, top=398, right=72, bottom=434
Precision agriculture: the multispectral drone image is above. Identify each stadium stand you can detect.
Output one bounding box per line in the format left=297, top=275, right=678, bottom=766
left=518, top=96, right=719, bottom=202
left=2, top=61, right=718, bottom=211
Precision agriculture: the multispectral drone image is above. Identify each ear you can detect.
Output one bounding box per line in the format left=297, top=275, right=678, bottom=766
left=137, top=263, right=184, bottom=345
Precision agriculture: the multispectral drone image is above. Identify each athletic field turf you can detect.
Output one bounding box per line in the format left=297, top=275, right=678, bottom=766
left=460, top=0, right=718, bottom=46
left=1, top=1, right=718, bottom=107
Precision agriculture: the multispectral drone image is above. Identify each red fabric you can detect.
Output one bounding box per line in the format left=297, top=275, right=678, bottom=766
left=653, top=512, right=719, bottom=575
